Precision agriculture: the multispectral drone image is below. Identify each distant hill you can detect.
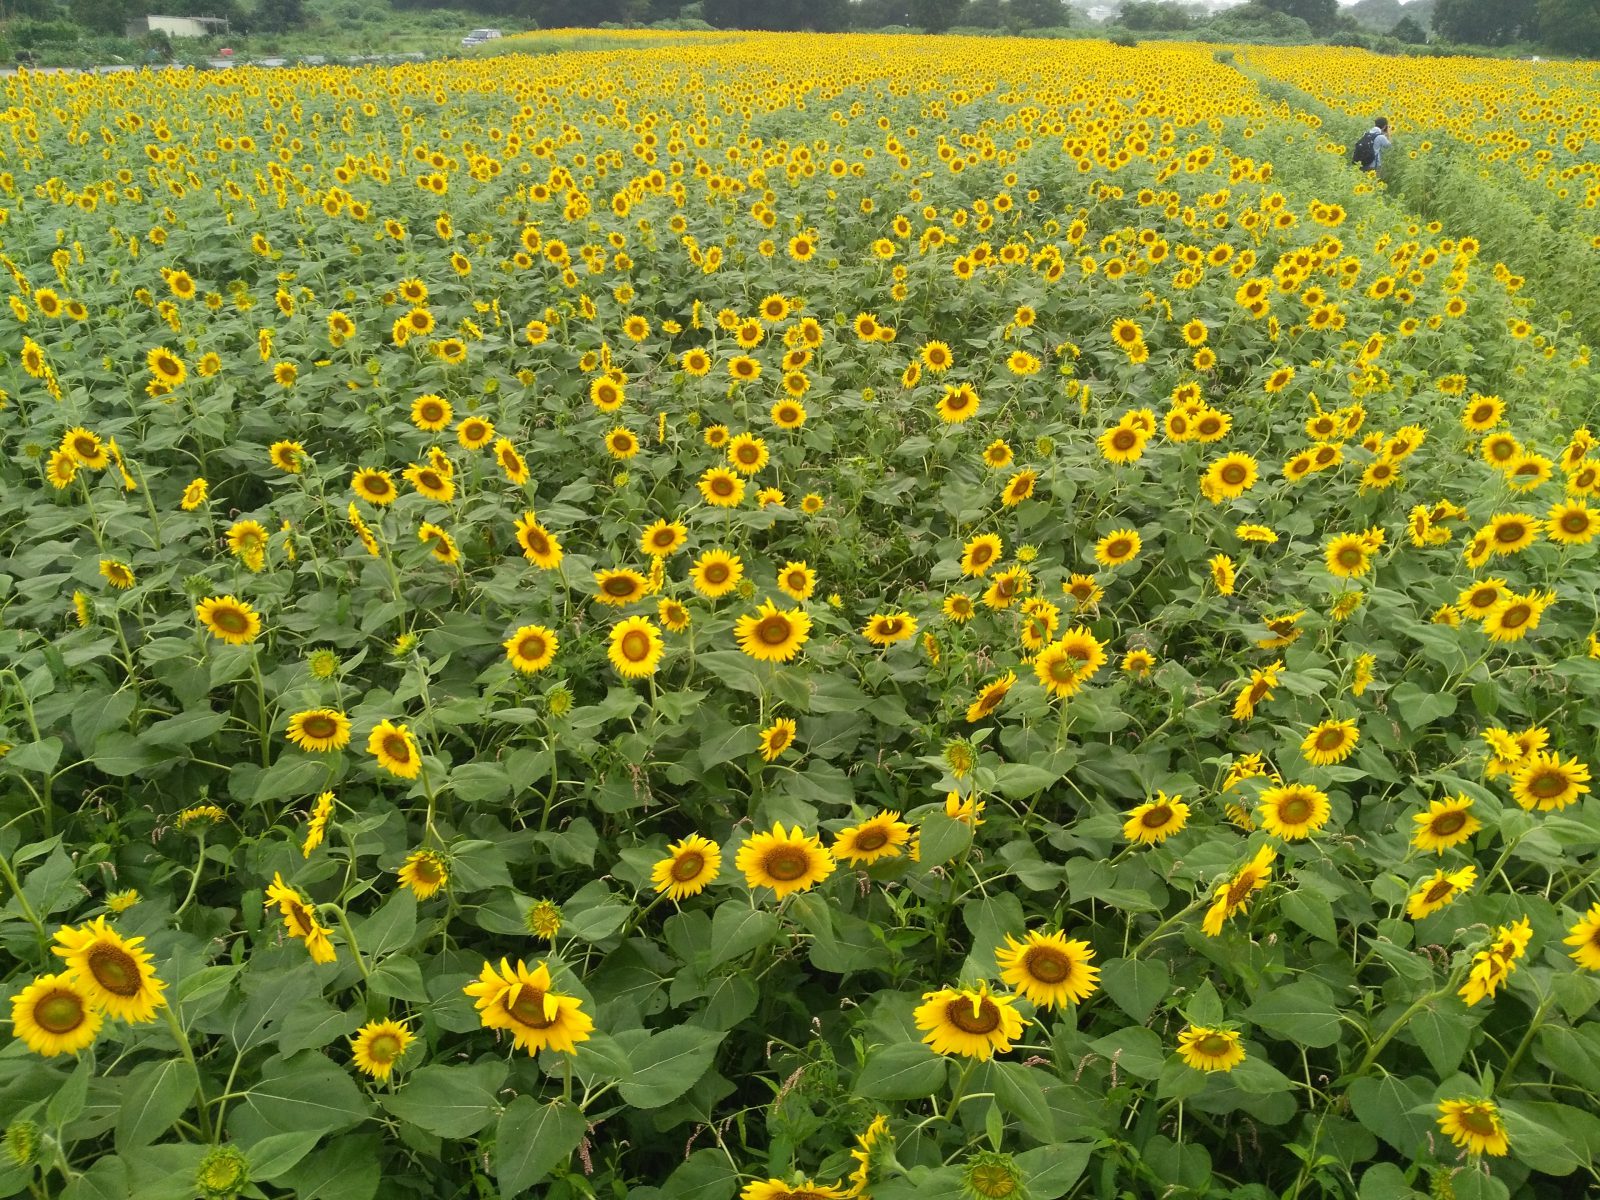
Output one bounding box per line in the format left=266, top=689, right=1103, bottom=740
left=1345, top=0, right=1435, bottom=33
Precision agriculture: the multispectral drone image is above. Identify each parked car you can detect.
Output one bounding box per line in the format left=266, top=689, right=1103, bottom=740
left=460, top=28, right=503, bottom=47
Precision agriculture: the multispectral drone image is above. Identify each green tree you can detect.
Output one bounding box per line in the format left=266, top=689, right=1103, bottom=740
left=1259, top=0, right=1338, bottom=34
left=1008, top=0, right=1067, bottom=28
left=1432, top=0, right=1536, bottom=43
left=1117, top=1, right=1190, bottom=30
left=911, top=0, right=963, bottom=30
left=1537, top=0, right=1600, bottom=55
left=71, top=0, right=130, bottom=35
left=1390, top=13, right=1428, bottom=39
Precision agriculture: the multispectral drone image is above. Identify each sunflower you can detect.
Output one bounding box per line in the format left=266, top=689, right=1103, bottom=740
left=1484, top=512, right=1538, bottom=556
left=1411, top=795, right=1482, bottom=853
left=1406, top=865, right=1477, bottom=919
left=1033, top=626, right=1107, bottom=700
left=1323, top=533, right=1373, bottom=578
left=1122, top=648, right=1156, bottom=677
left=771, top=398, right=808, bottom=428
left=1122, top=792, right=1190, bottom=845
left=99, top=559, right=135, bottom=590
left=402, top=462, right=455, bottom=503
left=996, top=930, right=1099, bottom=1009
left=1564, top=903, right=1600, bottom=971
left=9, top=973, right=102, bottom=1057
left=269, top=440, right=305, bottom=473
left=1209, top=554, right=1236, bottom=595
left=50, top=917, right=167, bottom=1024
left=958, top=534, right=1005, bottom=578
left=63, top=427, right=109, bottom=469
left=350, top=1019, right=414, bottom=1081
left=285, top=708, right=351, bottom=753
left=639, top=519, right=687, bottom=559
left=983, top=439, right=1013, bottom=469
left=1511, top=751, right=1591, bottom=811
left=457, top=416, right=496, bottom=450
left=1257, top=783, right=1331, bottom=840
left=944, top=593, right=975, bottom=623
left=196, top=595, right=261, bottom=645
left=367, top=719, right=421, bottom=780
left=913, top=981, right=1026, bottom=1061
left=514, top=513, right=564, bottom=569
left=1094, top=529, right=1141, bottom=568
left=265, top=872, right=336, bottom=964
left=351, top=468, right=397, bottom=506
left=1098, top=422, right=1147, bottom=465
left=1436, top=1099, right=1510, bottom=1157
left=1202, top=845, right=1276, bottom=936
left=504, top=624, right=559, bottom=674
left=699, top=467, right=745, bottom=508
left=658, top=597, right=691, bottom=633
left=593, top=568, right=650, bottom=607
left=1301, top=718, right=1359, bottom=766
left=965, top=671, right=1017, bottom=723
left=147, top=346, right=187, bottom=386
left=1458, top=578, right=1508, bottom=621
left=727, top=433, right=770, bottom=475
left=775, top=561, right=816, bottom=602
left=462, top=958, right=594, bottom=1055
left=180, top=478, right=209, bottom=511
left=609, top=616, right=664, bottom=678
left=1176, top=1026, right=1246, bottom=1073
left=690, top=550, right=744, bottom=600
left=398, top=850, right=449, bottom=900
left=1000, top=469, right=1037, bottom=508
left=832, top=811, right=912, bottom=866
left=742, top=1180, right=848, bottom=1200
left=759, top=716, right=797, bottom=761
left=47, top=449, right=78, bottom=489
left=1483, top=590, right=1554, bottom=642
left=1203, top=452, right=1258, bottom=501
left=921, top=340, right=954, bottom=372
left=736, top=823, right=835, bottom=899
left=1257, top=611, right=1305, bottom=649
left=725, top=596, right=811, bottom=665
left=652, top=834, right=722, bottom=901
left=1547, top=499, right=1599, bottom=545
left=862, top=612, right=917, bottom=646
left=495, top=439, right=530, bottom=485
left=604, top=426, right=640, bottom=461
left=1237, top=523, right=1278, bottom=544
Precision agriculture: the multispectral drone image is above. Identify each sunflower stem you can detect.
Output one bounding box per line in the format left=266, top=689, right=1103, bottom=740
left=174, top=831, right=206, bottom=917
left=161, top=1002, right=215, bottom=1143
left=1497, top=990, right=1553, bottom=1092
left=329, top=905, right=372, bottom=985
left=249, top=653, right=272, bottom=769
left=0, top=850, right=50, bottom=954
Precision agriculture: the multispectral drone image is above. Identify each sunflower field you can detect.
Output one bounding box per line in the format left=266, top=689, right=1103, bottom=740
left=2, top=30, right=1600, bottom=1200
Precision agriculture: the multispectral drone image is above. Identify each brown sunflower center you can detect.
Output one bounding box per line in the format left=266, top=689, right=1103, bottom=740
left=1458, top=1107, right=1497, bottom=1136
left=702, top=564, right=730, bottom=586
left=1335, top=546, right=1364, bottom=568
left=368, top=1032, right=404, bottom=1063
left=604, top=576, right=640, bottom=596
left=1141, top=805, right=1173, bottom=829
left=1198, top=417, right=1222, bottom=436
left=757, top=616, right=793, bottom=645
left=382, top=733, right=412, bottom=764
left=524, top=530, right=551, bottom=556
left=1023, top=945, right=1071, bottom=983
left=506, top=987, right=554, bottom=1029
left=760, top=846, right=811, bottom=882
left=1493, top=522, right=1526, bottom=543
left=211, top=606, right=249, bottom=635
left=945, top=997, right=1002, bottom=1035
left=711, top=477, right=735, bottom=496
left=1527, top=769, right=1567, bottom=798
left=1314, top=729, right=1346, bottom=752
left=1432, top=812, right=1468, bottom=836
left=412, top=856, right=443, bottom=883
left=1560, top=513, right=1590, bottom=534
left=516, top=635, right=547, bottom=660
left=1423, top=879, right=1455, bottom=904
left=1106, top=539, right=1131, bottom=559
left=620, top=630, right=651, bottom=661
left=73, top=435, right=98, bottom=457
left=1277, top=794, right=1313, bottom=825
left=853, top=827, right=890, bottom=852
left=1226, top=871, right=1260, bottom=907
left=1220, top=463, right=1247, bottom=485
left=671, top=851, right=705, bottom=882
left=1497, top=604, right=1531, bottom=629
left=418, top=470, right=443, bottom=490
left=303, top=714, right=338, bottom=739
left=35, top=990, right=89, bottom=1034
left=1112, top=428, right=1138, bottom=450
left=971, top=544, right=994, bottom=565
left=87, top=943, right=142, bottom=996
left=365, top=476, right=392, bottom=496
left=1196, top=1033, right=1232, bottom=1057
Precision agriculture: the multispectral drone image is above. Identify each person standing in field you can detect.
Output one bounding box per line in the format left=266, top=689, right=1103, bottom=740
left=1351, top=117, right=1393, bottom=174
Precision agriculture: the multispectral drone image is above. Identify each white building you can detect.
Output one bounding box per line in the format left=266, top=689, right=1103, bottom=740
left=126, top=15, right=232, bottom=38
